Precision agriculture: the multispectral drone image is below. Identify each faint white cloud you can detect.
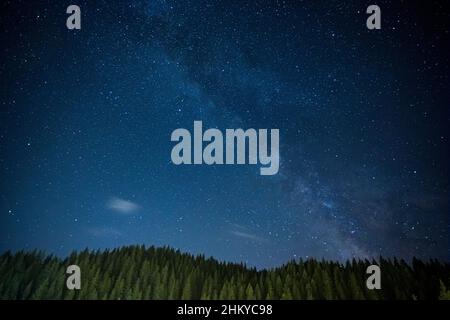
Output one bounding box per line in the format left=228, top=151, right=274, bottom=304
left=229, top=229, right=267, bottom=243
left=106, top=197, right=140, bottom=214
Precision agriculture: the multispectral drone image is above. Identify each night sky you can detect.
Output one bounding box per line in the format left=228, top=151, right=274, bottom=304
left=1, top=0, right=449, bottom=268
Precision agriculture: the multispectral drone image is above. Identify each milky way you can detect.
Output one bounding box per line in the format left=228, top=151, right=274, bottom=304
left=0, top=0, right=449, bottom=268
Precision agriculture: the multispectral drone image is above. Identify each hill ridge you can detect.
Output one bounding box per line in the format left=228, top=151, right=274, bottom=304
left=1, top=244, right=449, bottom=300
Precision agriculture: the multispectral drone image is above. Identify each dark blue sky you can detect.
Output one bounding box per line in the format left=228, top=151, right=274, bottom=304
left=1, top=0, right=449, bottom=268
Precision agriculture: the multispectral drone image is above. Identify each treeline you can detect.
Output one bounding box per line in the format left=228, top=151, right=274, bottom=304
left=0, top=245, right=449, bottom=300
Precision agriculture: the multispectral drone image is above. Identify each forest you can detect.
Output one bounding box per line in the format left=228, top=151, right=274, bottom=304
left=0, top=245, right=449, bottom=300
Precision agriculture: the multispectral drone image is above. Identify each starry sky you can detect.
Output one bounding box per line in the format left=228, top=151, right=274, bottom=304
left=0, top=0, right=449, bottom=268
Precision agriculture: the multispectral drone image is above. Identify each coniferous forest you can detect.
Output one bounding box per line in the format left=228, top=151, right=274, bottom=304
left=0, top=245, right=449, bottom=300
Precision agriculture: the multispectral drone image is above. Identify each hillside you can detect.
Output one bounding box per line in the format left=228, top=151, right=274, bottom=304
left=0, top=245, right=449, bottom=300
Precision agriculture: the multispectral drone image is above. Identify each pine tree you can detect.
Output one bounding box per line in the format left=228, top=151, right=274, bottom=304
left=322, top=270, right=334, bottom=300
left=439, top=280, right=450, bottom=300
left=245, top=284, right=255, bottom=299
left=181, top=274, right=193, bottom=300
left=21, top=281, right=34, bottom=300
left=349, top=273, right=365, bottom=300
left=30, top=278, right=49, bottom=299
left=280, top=286, right=293, bottom=300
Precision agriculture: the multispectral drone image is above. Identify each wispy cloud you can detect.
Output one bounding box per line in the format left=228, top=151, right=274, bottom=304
left=106, top=197, right=140, bottom=214
left=230, top=230, right=261, bottom=241
left=228, top=225, right=268, bottom=243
